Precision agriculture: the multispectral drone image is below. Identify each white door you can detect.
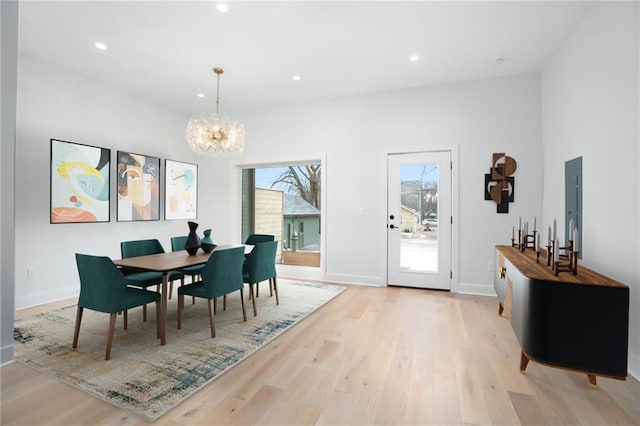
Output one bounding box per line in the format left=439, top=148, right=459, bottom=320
left=387, top=151, right=451, bottom=289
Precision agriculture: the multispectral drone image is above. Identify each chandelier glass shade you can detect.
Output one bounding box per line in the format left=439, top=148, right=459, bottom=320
left=186, top=68, right=246, bottom=156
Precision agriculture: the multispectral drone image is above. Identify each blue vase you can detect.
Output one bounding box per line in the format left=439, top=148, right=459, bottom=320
left=184, top=221, right=201, bottom=255
left=201, top=229, right=217, bottom=253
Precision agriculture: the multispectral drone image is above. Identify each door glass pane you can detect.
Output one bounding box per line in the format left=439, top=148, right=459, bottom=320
left=399, top=163, right=438, bottom=272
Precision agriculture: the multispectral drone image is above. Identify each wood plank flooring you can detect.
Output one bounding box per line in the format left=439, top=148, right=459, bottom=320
left=2, top=282, right=639, bottom=425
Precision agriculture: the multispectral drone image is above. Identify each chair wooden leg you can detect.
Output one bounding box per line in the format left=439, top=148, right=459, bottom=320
left=177, top=294, right=183, bottom=330
left=72, top=306, right=83, bottom=348
left=269, top=278, right=273, bottom=297
left=273, top=277, right=279, bottom=305
left=223, top=295, right=227, bottom=311
left=256, top=283, right=259, bottom=298
left=156, top=301, right=161, bottom=339
left=207, top=299, right=216, bottom=338
left=213, top=297, right=217, bottom=314
left=123, top=310, right=128, bottom=330
left=105, top=313, right=117, bottom=360
left=240, top=288, right=247, bottom=322
left=250, top=283, right=257, bottom=316
left=143, top=304, right=147, bottom=322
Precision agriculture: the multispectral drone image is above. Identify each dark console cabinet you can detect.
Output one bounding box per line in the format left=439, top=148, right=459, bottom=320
left=494, top=245, right=629, bottom=386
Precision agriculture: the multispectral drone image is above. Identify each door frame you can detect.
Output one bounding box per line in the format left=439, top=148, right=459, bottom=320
left=382, top=145, right=459, bottom=291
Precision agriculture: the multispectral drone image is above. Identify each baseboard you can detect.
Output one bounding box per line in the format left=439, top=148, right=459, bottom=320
left=455, top=281, right=496, bottom=296
left=1, top=343, right=15, bottom=366
left=276, top=264, right=384, bottom=287
left=628, top=350, right=639, bottom=380
left=16, top=286, right=77, bottom=311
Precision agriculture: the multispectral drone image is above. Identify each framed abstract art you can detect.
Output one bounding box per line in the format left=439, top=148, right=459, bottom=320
left=50, top=139, right=111, bottom=223
left=164, top=159, right=197, bottom=220
left=116, top=151, right=161, bottom=221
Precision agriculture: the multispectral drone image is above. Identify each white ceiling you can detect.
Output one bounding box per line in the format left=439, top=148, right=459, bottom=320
left=18, top=1, right=591, bottom=116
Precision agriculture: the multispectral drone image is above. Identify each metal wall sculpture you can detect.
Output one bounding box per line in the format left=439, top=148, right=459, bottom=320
left=484, top=152, right=517, bottom=213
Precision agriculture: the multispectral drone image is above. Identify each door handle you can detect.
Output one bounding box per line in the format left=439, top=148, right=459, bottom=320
left=389, top=224, right=398, bottom=230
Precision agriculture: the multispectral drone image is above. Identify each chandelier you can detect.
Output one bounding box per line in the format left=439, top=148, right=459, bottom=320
left=186, top=67, right=246, bottom=156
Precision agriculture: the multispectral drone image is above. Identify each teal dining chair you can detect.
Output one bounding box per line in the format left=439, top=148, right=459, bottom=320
left=74, top=253, right=161, bottom=360
left=120, top=238, right=184, bottom=319
left=243, top=240, right=279, bottom=317
left=244, top=234, right=275, bottom=245
left=177, top=246, right=246, bottom=338
left=171, top=235, right=203, bottom=304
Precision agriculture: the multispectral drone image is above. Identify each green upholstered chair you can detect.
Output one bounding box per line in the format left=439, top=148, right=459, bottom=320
left=120, top=239, right=184, bottom=318
left=74, top=253, right=161, bottom=360
left=244, top=234, right=275, bottom=245
left=171, top=235, right=205, bottom=280
left=171, top=235, right=203, bottom=304
left=243, top=240, right=279, bottom=316
left=177, top=246, right=246, bottom=338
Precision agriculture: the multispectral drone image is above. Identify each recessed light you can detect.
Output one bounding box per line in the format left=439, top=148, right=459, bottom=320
left=409, top=55, right=419, bottom=62
left=216, top=3, right=229, bottom=13
left=197, top=93, right=205, bottom=98
left=292, top=75, right=301, bottom=81
left=94, top=42, right=107, bottom=50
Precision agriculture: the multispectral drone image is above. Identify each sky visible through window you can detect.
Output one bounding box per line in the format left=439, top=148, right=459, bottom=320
left=255, top=167, right=291, bottom=192
left=400, top=164, right=437, bottom=184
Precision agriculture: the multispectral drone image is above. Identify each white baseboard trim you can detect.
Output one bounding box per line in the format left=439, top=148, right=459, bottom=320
left=628, top=350, right=639, bottom=380
left=1, top=344, right=15, bottom=366
left=455, top=281, right=497, bottom=297
left=276, top=264, right=384, bottom=287
left=16, top=286, right=77, bottom=311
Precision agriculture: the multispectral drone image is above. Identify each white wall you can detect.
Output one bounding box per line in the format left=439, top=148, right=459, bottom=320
left=16, top=56, right=544, bottom=309
left=541, top=2, right=639, bottom=378
left=1, top=0, right=19, bottom=365
left=14, top=53, right=227, bottom=309
left=226, top=73, right=543, bottom=294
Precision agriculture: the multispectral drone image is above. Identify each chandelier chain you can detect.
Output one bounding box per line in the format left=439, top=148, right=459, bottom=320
left=215, top=70, right=221, bottom=114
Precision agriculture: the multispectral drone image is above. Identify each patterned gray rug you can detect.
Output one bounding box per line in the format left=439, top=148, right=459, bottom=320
left=13, top=281, right=346, bottom=421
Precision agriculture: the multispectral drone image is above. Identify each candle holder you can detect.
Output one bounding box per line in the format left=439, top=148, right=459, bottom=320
left=554, top=240, right=579, bottom=276
left=546, top=242, right=553, bottom=267
left=519, top=230, right=537, bottom=252
left=536, top=249, right=541, bottom=264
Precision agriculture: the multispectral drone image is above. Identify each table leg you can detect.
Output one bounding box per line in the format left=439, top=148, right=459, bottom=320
left=160, top=273, right=168, bottom=345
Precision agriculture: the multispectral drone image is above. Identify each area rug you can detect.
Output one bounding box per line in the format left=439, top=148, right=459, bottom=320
left=13, top=281, right=346, bottom=421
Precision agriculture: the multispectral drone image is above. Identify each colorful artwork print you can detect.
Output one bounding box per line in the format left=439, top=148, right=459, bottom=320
left=117, top=151, right=160, bottom=221
left=165, top=159, right=197, bottom=220
left=50, top=139, right=110, bottom=223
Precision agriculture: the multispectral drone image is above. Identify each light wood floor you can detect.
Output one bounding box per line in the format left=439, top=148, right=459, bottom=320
left=2, top=283, right=639, bottom=425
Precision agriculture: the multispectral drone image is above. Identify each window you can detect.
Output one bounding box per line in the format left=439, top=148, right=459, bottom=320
left=241, top=163, right=321, bottom=267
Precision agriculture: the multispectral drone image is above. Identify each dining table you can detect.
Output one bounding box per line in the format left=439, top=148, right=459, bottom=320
left=114, top=244, right=248, bottom=345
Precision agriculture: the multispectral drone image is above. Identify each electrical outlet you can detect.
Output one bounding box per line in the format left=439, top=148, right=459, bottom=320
left=27, top=268, right=37, bottom=279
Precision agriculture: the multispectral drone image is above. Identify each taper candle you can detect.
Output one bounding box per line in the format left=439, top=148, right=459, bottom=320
left=548, top=225, right=551, bottom=244
left=554, top=237, right=560, bottom=262
left=574, top=228, right=579, bottom=251
left=553, top=219, right=557, bottom=241
left=533, top=216, right=537, bottom=232
left=519, top=216, right=522, bottom=231
left=512, top=226, right=515, bottom=239
left=536, top=233, right=540, bottom=252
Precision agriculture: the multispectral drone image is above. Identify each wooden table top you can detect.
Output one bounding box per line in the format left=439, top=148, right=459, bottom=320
left=114, top=244, right=246, bottom=272
left=496, top=245, right=627, bottom=289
